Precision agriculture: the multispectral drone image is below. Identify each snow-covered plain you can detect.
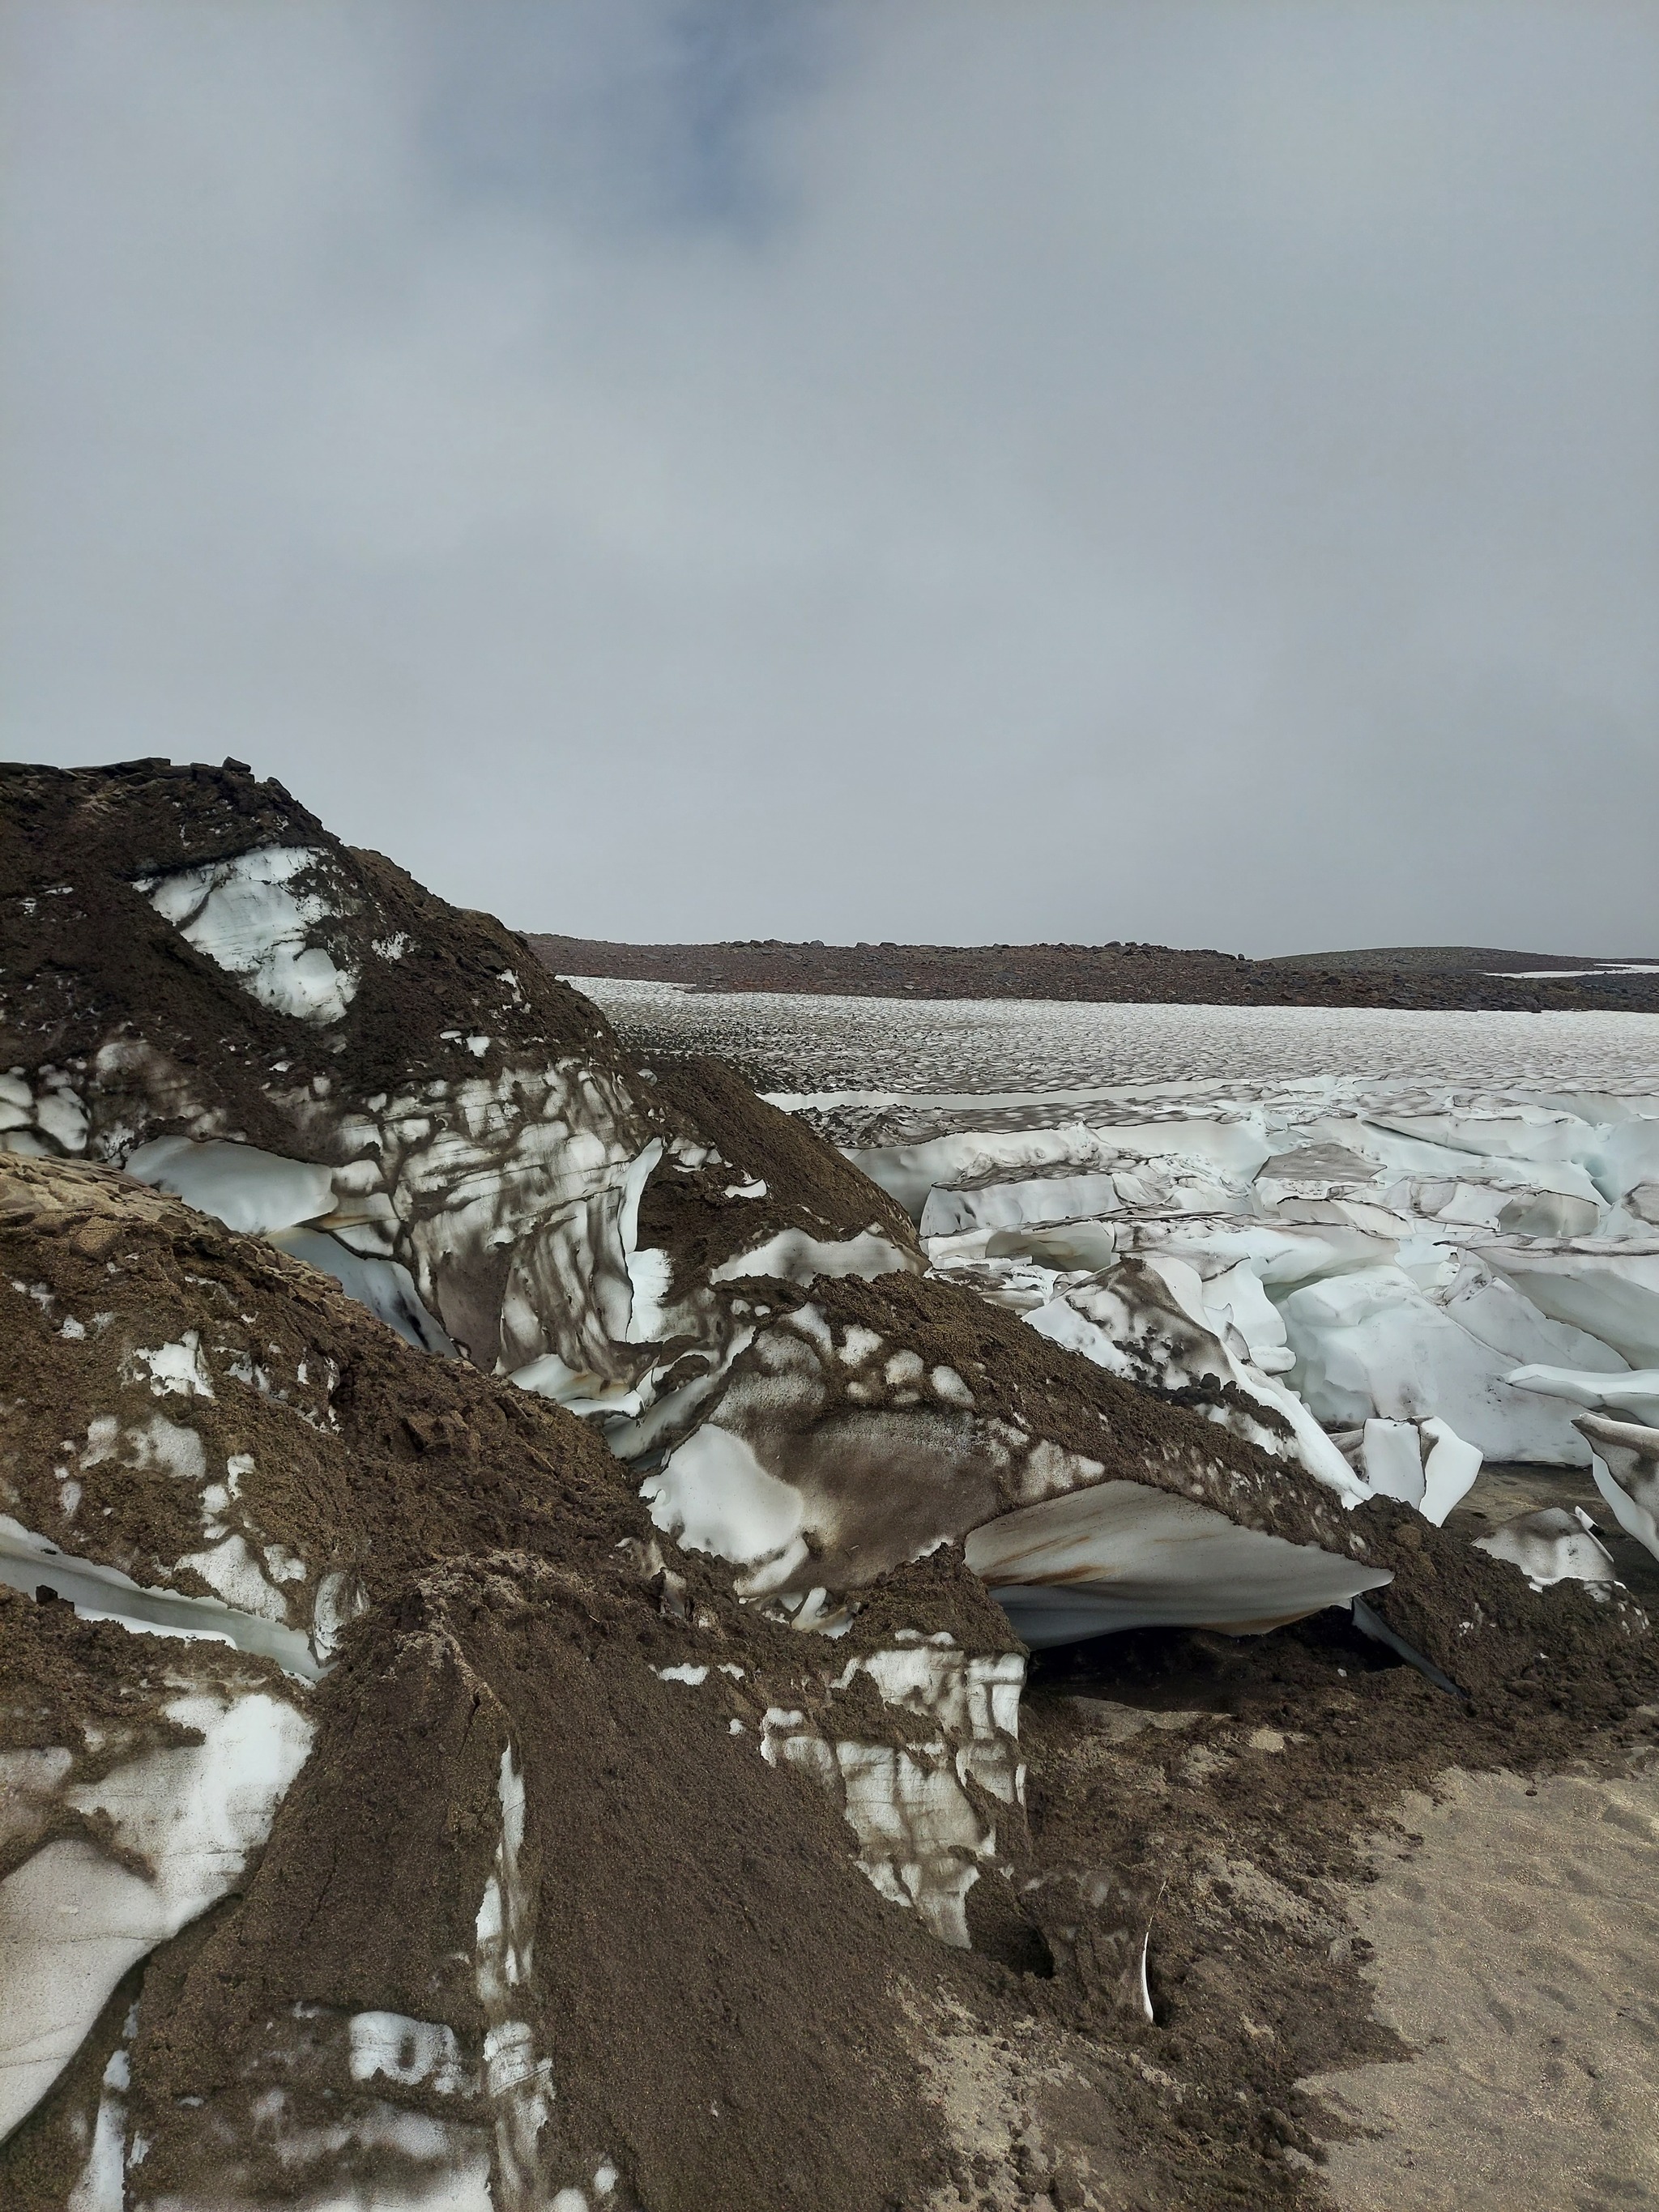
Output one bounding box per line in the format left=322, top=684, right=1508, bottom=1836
left=569, top=980, right=1659, bottom=1102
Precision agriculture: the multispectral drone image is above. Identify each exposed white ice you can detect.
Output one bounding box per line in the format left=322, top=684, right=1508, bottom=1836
left=640, top=1425, right=808, bottom=1596
left=761, top=1690, right=1005, bottom=1948
left=577, top=979, right=1659, bottom=1097
left=0, top=1687, right=313, bottom=2140
left=962, top=1481, right=1392, bottom=1647
left=795, top=1045, right=1659, bottom=1486
left=120, top=1132, right=457, bottom=1353
left=0, top=1515, right=320, bottom=1679
left=1506, top=1363, right=1659, bottom=1428
left=143, top=846, right=358, bottom=1025
left=711, top=1226, right=916, bottom=1288
left=126, top=1330, right=215, bottom=1400
left=1473, top=1508, right=1618, bottom=1592
left=267, top=1226, right=458, bottom=1355
left=1576, top=1413, right=1659, bottom=1562
left=124, top=1134, right=335, bottom=1233
left=348, top=2012, right=476, bottom=2097
left=0, top=1069, right=90, bottom=1158
left=474, top=1746, right=557, bottom=2210
left=63, top=2015, right=132, bottom=2212
left=1418, top=1417, right=1484, bottom=1527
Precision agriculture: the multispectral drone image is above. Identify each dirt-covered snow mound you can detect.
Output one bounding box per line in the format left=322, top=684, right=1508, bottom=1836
left=0, top=760, right=919, bottom=1430
left=0, top=1154, right=970, bottom=2212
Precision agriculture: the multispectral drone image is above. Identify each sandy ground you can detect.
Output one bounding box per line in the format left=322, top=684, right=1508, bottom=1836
left=1304, top=1758, right=1659, bottom=2210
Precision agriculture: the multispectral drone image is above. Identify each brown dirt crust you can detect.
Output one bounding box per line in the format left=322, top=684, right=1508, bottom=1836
left=638, top=1052, right=922, bottom=1280
left=0, top=1158, right=975, bottom=2212
left=5, top=1174, right=1657, bottom=2211
left=0, top=759, right=633, bottom=1159
left=126, top=1557, right=955, bottom=2212
left=0, top=1151, right=642, bottom=1609
left=0, top=762, right=922, bottom=1375
left=6, top=759, right=1659, bottom=2206
left=764, top=1270, right=1375, bottom=1564
left=527, top=933, right=1659, bottom=1015
left=1008, top=1586, right=1659, bottom=2210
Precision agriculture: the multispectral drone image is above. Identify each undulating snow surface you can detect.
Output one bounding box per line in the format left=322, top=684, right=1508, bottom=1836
left=571, top=978, right=1659, bottom=1095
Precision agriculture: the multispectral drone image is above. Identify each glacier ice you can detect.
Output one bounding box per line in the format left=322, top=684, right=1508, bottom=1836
left=756, top=1636, right=1027, bottom=1947
left=124, top=1133, right=335, bottom=1232
left=1506, top=1362, right=1659, bottom=1428
left=0, top=1686, right=313, bottom=2139
left=864, top=1080, right=1659, bottom=1499
left=1576, top=1412, right=1659, bottom=1562
left=142, top=845, right=359, bottom=1024
left=962, top=1481, right=1392, bottom=1646
left=0, top=1515, right=321, bottom=1679
left=1473, top=1507, right=1618, bottom=1592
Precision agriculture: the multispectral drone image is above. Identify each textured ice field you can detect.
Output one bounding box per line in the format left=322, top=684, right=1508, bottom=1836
left=573, top=980, right=1659, bottom=1104
left=575, top=976, right=1659, bottom=1548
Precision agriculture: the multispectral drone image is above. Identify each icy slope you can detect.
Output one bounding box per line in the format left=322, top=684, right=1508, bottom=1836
left=0, top=761, right=1395, bottom=1656
left=0, top=1155, right=970, bottom=2211
left=0, top=761, right=919, bottom=1447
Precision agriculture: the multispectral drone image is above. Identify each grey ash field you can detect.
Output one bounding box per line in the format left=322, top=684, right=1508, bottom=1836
left=2, top=759, right=1657, bottom=2212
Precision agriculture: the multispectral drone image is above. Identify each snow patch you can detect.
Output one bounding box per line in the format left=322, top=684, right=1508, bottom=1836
left=143, top=846, right=358, bottom=1025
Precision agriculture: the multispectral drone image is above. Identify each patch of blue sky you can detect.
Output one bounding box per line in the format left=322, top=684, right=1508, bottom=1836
left=419, top=0, right=844, bottom=241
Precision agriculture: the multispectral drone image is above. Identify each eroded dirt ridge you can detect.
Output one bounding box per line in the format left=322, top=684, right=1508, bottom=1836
left=2, top=759, right=1657, bottom=2211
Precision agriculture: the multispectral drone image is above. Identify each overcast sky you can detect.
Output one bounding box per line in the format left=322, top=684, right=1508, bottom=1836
left=2, top=2, right=1656, bottom=954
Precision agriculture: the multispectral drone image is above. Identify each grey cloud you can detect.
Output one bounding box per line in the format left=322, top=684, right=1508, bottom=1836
left=1, top=0, right=1654, bottom=953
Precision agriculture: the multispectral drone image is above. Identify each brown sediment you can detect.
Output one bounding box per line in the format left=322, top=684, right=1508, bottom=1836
left=0, top=761, right=626, bottom=1143
left=126, top=1556, right=954, bottom=2212
left=6, top=761, right=1659, bottom=2210
left=638, top=1052, right=922, bottom=1280
left=0, top=1152, right=639, bottom=1613
left=0, top=1158, right=970, bottom=2212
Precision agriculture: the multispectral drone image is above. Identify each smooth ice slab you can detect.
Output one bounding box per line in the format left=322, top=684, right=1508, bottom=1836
left=963, top=1480, right=1391, bottom=1645
left=1507, top=1363, right=1659, bottom=1430
left=124, top=1135, right=336, bottom=1234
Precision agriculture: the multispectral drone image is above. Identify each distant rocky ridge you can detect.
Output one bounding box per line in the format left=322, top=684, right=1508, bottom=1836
left=527, top=933, right=1659, bottom=1012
